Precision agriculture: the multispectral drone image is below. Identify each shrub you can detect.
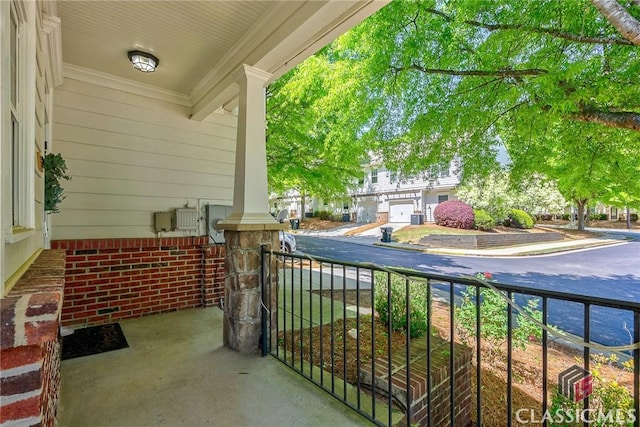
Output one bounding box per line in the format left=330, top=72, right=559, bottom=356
left=456, top=284, right=543, bottom=361
left=473, top=209, right=495, bottom=231
left=561, top=213, right=571, bottom=220
left=631, top=213, right=638, bottom=222
left=508, top=209, right=534, bottom=229
left=527, top=212, right=537, bottom=225
left=433, top=200, right=474, bottom=229
left=590, top=213, right=608, bottom=221
left=537, top=213, right=553, bottom=221
left=373, top=271, right=428, bottom=338
left=43, top=153, right=71, bottom=213
left=314, top=210, right=332, bottom=220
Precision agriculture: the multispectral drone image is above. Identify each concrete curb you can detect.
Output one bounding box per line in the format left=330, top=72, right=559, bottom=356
left=372, top=239, right=625, bottom=258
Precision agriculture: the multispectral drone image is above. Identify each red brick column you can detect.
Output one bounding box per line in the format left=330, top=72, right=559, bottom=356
left=0, top=250, right=66, bottom=427
left=359, top=337, right=473, bottom=426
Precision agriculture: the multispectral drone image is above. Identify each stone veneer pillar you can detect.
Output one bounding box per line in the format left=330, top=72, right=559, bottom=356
left=220, top=64, right=283, bottom=352
left=223, top=228, right=279, bottom=353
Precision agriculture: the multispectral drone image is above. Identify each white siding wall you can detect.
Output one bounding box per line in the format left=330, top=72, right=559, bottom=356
left=52, top=78, right=238, bottom=239
left=367, top=165, right=459, bottom=216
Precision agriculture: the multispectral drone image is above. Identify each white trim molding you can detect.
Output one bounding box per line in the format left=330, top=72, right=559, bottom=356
left=41, top=13, right=63, bottom=87
left=63, top=63, right=192, bottom=107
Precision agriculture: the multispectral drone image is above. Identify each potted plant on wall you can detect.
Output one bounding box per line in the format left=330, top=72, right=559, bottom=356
left=43, top=152, right=71, bottom=213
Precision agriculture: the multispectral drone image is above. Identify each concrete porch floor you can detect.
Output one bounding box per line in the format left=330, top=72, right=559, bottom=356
left=58, top=307, right=370, bottom=426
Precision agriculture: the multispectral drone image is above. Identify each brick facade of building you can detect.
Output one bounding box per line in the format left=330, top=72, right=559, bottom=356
left=51, top=238, right=225, bottom=326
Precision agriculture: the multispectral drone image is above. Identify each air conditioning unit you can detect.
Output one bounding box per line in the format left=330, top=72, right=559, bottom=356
left=206, top=205, right=233, bottom=244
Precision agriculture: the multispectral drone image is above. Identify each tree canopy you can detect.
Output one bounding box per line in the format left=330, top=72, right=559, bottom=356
left=266, top=54, right=374, bottom=199
left=457, top=170, right=567, bottom=221
left=266, top=0, right=640, bottom=216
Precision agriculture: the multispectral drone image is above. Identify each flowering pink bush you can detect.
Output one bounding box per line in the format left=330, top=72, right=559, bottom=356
left=476, top=272, right=493, bottom=280
left=433, top=200, right=474, bottom=229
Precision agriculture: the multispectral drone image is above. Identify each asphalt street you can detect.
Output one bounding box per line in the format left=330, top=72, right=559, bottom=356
left=295, top=235, right=640, bottom=349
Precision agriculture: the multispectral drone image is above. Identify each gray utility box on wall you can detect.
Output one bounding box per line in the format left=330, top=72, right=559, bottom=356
left=154, top=212, right=173, bottom=232
left=206, top=205, right=233, bottom=244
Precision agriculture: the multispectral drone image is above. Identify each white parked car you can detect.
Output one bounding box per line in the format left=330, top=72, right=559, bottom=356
left=279, top=231, right=296, bottom=253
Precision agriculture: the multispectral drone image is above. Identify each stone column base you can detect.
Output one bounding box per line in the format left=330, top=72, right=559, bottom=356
left=222, top=228, right=279, bottom=353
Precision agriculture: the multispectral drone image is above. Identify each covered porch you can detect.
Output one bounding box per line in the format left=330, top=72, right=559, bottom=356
left=0, top=1, right=389, bottom=425
left=58, top=307, right=368, bottom=426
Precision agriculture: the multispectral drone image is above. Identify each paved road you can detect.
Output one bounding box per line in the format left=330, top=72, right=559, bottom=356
left=295, top=235, right=640, bottom=349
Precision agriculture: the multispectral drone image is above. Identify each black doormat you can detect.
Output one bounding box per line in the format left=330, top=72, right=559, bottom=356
left=61, top=323, right=129, bottom=360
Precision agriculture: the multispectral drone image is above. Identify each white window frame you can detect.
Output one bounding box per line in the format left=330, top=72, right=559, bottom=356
left=4, top=0, right=36, bottom=243
left=371, top=168, right=378, bottom=184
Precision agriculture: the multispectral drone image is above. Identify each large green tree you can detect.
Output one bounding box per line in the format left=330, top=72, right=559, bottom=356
left=337, top=0, right=640, bottom=175
left=457, top=170, right=567, bottom=222
left=266, top=54, right=375, bottom=204
left=266, top=0, right=640, bottom=224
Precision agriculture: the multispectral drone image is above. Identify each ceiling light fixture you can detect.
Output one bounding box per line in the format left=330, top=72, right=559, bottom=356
left=127, top=50, right=159, bottom=73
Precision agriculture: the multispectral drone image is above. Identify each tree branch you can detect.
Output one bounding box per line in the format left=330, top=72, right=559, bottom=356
left=572, top=108, right=640, bottom=131
left=482, top=101, right=529, bottom=134
left=463, top=19, right=633, bottom=46
left=422, top=7, right=452, bottom=22
left=422, top=7, right=633, bottom=46
left=591, top=0, right=640, bottom=46
left=450, top=78, right=503, bottom=98
left=395, top=64, right=548, bottom=77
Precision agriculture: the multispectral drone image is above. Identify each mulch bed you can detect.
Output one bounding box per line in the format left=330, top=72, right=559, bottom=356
left=303, top=289, right=634, bottom=426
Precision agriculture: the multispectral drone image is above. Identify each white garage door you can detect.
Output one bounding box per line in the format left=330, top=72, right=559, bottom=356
left=389, top=202, right=413, bottom=222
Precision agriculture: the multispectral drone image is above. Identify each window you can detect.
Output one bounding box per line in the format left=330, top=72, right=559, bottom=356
left=371, top=169, right=378, bottom=184
left=10, top=7, right=20, bottom=226
left=10, top=11, right=17, bottom=107
left=5, top=0, right=34, bottom=236
left=438, top=195, right=449, bottom=204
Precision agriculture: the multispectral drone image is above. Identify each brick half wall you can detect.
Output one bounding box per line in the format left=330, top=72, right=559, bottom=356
left=0, top=250, right=66, bottom=427
left=51, top=238, right=225, bottom=326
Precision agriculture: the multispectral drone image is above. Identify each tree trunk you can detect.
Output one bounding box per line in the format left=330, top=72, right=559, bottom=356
left=627, top=206, right=631, bottom=230
left=591, top=0, right=640, bottom=46
left=300, top=193, right=306, bottom=223
left=573, top=108, right=640, bottom=132
left=576, top=199, right=588, bottom=231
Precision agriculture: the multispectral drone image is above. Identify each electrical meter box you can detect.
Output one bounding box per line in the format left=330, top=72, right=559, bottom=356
left=206, top=205, right=233, bottom=244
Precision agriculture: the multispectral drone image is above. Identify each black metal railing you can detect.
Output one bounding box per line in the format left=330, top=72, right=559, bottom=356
left=261, top=248, right=640, bottom=427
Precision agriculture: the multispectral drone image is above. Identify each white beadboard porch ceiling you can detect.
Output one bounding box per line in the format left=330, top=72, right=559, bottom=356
left=55, top=0, right=388, bottom=120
